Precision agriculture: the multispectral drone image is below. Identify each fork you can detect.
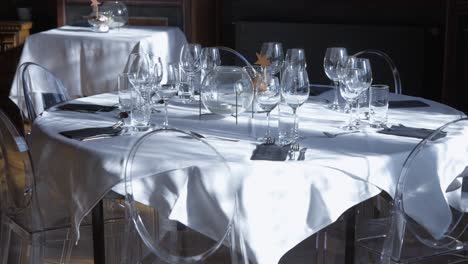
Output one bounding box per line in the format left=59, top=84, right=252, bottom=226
left=289, top=143, right=300, bottom=160
left=263, top=136, right=275, bottom=145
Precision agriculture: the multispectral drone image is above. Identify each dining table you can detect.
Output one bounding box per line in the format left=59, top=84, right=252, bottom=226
left=9, top=25, right=187, bottom=104
left=29, top=89, right=467, bottom=264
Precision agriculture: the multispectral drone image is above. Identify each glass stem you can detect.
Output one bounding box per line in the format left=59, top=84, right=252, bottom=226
left=348, top=101, right=356, bottom=127
left=163, top=100, right=169, bottom=129
left=189, top=74, right=195, bottom=96
left=293, top=107, right=298, bottom=139
left=333, top=81, right=340, bottom=104
left=266, top=111, right=271, bottom=137
left=355, top=98, right=361, bottom=124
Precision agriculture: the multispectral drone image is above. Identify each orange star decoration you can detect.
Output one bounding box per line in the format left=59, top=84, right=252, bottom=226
left=254, top=52, right=271, bottom=69
left=90, top=0, right=101, bottom=8
left=255, top=76, right=267, bottom=93
left=254, top=52, right=270, bottom=92
left=90, top=0, right=101, bottom=17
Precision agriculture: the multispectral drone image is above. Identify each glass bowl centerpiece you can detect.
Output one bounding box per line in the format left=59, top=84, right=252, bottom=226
left=201, top=66, right=254, bottom=116
left=200, top=47, right=254, bottom=117
left=101, top=1, right=129, bottom=29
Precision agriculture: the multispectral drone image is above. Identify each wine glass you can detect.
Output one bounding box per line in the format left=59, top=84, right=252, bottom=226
left=340, top=68, right=367, bottom=130
left=323, top=47, right=348, bottom=111
left=126, top=53, right=151, bottom=102
left=156, top=63, right=179, bottom=129
left=260, top=42, right=284, bottom=75
left=284, top=48, right=307, bottom=71
left=179, top=43, right=202, bottom=100
left=256, top=76, right=281, bottom=143
left=126, top=53, right=152, bottom=129
left=200, top=47, right=221, bottom=83
left=148, top=55, right=164, bottom=111
left=281, top=68, right=310, bottom=141
left=344, top=57, right=372, bottom=126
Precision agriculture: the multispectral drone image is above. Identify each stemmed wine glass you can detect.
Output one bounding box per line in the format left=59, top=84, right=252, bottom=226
left=344, top=57, right=372, bottom=126
left=256, top=76, right=281, bottom=143
left=200, top=47, right=221, bottom=83
left=281, top=68, right=310, bottom=141
left=340, top=68, right=368, bottom=130
left=324, top=47, right=348, bottom=111
left=126, top=53, right=151, bottom=128
left=148, top=55, right=164, bottom=111
left=127, top=53, right=151, bottom=100
left=260, top=42, right=284, bottom=75
left=156, top=63, right=179, bottom=129
left=179, top=43, right=202, bottom=100
left=284, top=48, right=307, bottom=70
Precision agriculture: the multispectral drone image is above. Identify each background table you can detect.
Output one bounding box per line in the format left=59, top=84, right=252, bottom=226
left=30, top=91, right=466, bottom=263
left=9, top=25, right=187, bottom=103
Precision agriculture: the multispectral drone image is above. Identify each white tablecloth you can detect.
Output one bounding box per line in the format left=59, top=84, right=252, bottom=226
left=9, top=26, right=187, bottom=102
left=30, top=91, right=466, bottom=264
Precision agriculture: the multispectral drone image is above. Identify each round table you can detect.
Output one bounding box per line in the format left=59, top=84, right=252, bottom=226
left=31, top=91, right=466, bottom=263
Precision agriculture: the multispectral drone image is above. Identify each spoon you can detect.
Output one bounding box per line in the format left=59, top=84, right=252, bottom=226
left=323, top=130, right=360, bottom=138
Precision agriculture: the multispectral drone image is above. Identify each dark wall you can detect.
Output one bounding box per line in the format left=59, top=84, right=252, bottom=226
left=0, top=1, right=17, bottom=20
left=222, top=0, right=446, bottom=102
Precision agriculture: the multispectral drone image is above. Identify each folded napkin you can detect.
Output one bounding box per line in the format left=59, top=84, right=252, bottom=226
left=57, top=103, right=117, bottom=113
left=378, top=125, right=447, bottom=141
left=251, top=144, right=291, bottom=161
left=60, top=126, right=122, bottom=140
left=310, top=86, right=333, bottom=96
left=388, top=100, right=430, bottom=109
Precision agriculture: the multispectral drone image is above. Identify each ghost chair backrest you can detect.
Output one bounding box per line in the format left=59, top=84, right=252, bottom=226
left=383, top=117, right=468, bottom=261
left=123, top=128, right=249, bottom=263
left=0, top=109, right=34, bottom=218
left=17, top=62, right=70, bottom=129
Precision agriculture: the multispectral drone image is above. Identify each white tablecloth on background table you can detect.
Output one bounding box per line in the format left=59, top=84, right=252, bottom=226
left=30, top=91, right=466, bottom=264
left=9, top=26, right=187, bottom=103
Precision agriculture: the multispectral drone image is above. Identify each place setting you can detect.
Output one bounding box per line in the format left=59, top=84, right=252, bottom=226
left=320, top=47, right=449, bottom=142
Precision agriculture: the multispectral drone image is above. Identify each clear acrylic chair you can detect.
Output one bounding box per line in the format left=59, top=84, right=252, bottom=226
left=0, top=109, right=84, bottom=263
left=355, top=117, right=468, bottom=263
left=16, top=62, right=70, bottom=136
left=123, top=128, right=249, bottom=263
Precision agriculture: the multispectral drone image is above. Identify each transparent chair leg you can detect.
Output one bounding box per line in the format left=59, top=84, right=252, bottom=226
left=381, top=211, right=406, bottom=263
left=0, top=219, right=11, bottom=264
left=62, top=229, right=75, bottom=264
left=122, top=203, right=141, bottom=264
left=315, top=231, right=324, bottom=264
left=30, top=236, right=44, bottom=264
left=230, top=214, right=249, bottom=264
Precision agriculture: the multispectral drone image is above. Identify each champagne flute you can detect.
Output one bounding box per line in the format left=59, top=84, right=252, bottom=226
left=156, top=63, right=179, bottom=129
left=323, top=47, right=347, bottom=111
left=179, top=43, right=202, bottom=100
left=256, top=76, right=281, bottom=143
left=260, top=42, right=284, bottom=75
left=281, top=68, right=310, bottom=141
